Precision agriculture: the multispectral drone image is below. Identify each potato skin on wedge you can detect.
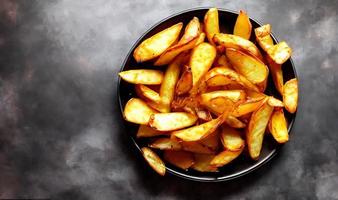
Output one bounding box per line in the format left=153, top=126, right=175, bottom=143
left=163, top=150, right=195, bottom=170
left=149, top=112, right=198, bottom=131
left=141, top=147, right=166, bottom=176
left=283, top=78, right=298, bottom=113
left=119, top=70, right=163, bottom=85
left=123, top=98, right=157, bottom=125
left=204, top=8, right=220, bottom=45
left=233, top=10, right=252, bottom=40
left=268, top=108, right=289, bottom=143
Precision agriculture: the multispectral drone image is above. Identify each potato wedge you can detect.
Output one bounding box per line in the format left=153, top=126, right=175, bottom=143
left=215, top=54, right=233, bottom=69
left=137, top=125, right=166, bottom=138
left=226, top=48, right=269, bottom=84
left=283, top=78, right=298, bottom=113
left=267, top=41, right=292, bottom=64
left=141, top=147, right=166, bottom=176
left=255, top=24, right=274, bottom=52
left=247, top=102, right=274, bottom=159
left=119, top=70, right=163, bottom=85
left=246, top=90, right=266, bottom=101
left=200, top=90, right=246, bottom=104
left=163, top=150, right=194, bottom=170
left=190, top=42, right=217, bottom=87
left=233, top=10, right=252, bottom=40
left=200, top=130, right=220, bottom=151
left=233, top=98, right=266, bottom=117
left=267, top=57, right=284, bottom=95
left=201, top=96, right=235, bottom=115
left=268, top=96, right=284, bottom=107
left=181, top=141, right=214, bottom=154
left=205, top=67, right=259, bottom=92
left=154, top=18, right=200, bottom=66
left=192, top=154, right=218, bottom=172
left=213, top=33, right=263, bottom=61
left=226, top=115, right=246, bottom=128
left=124, top=98, right=157, bottom=124
left=149, top=138, right=182, bottom=150
left=206, top=74, right=234, bottom=87
left=210, top=147, right=243, bottom=167
left=204, top=8, right=219, bottom=45
left=220, top=125, right=245, bottom=151
left=175, top=65, right=193, bottom=96
left=269, top=108, right=289, bottom=143
left=146, top=100, right=168, bottom=113
left=149, top=112, right=198, bottom=131
left=195, top=107, right=213, bottom=122
left=196, top=32, right=206, bottom=45
left=133, top=22, right=183, bottom=62
left=135, top=84, right=161, bottom=103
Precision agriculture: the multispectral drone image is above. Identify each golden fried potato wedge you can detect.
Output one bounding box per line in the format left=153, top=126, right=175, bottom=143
left=215, top=54, right=233, bottom=69
left=195, top=107, right=213, bottom=122
left=267, top=41, right=292, bottom=64
left=213, top=33, right=263, bottom=61
left=246, top=90, right=267, bottom=101
left=268, top=108, right=289, bottom=143
left=267, top=57, right=284, bottom=95
left=226, top=48, right=269, bottom=84
left=149, top=138, right=182, bottom=150
left=268, top=96, right=284, bottom=107
left=137, top=125, right=167, bottom=138
left=163, top=150, right=194, bottom=170
left=135, top=84, right=161, bottom=104
left=205, top=67, right=259, bottom=92
left=196, top=32, right=206, bottom=46
left=210, top=147, right=243, bottom=167
left=283, top=78, right=298, bottom=113
left=233, top=98, right=266, bottom=117
left=175, top=65, right=193, bottom=96
left=190, top=42, right=217, bottom=87
left=255, top=24, right=274, bottom=52
left=200, top=96, right=235, bottom=115
left=192, top=154, right=218, bottom=172
left=119, top=70, right=163, bottom=85
left=204, top=8, right=219, bottom=45
left=181, top=141, right=214, bottom=154
left=200, top=90, right=246, bottom=104
left=133, top=22, right=183, bottom=62
left=206, top=74, right=234, bottom=87
left=141, top=147, right=166, bottom=176
left=154, top=18, right=200, bottom=66
left=220, top=125, right=245, bottom=151
left=226, top=115, right=247, bottom=128
left=146, top=100, right=168, bottom=113
left=233, top=10, right=252, bottom=40
left=200, top=130, right=220, bottom=151
left=149, top=112, right=198, bottom=131
left=247, top=102, right=274, bottom=159
left=123, top=98, right=157, bottom=124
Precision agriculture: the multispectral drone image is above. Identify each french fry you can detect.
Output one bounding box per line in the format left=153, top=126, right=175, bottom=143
left=283, top=78, right=298, bottom=113
left=233, top=10, right=252, bottom=40
left=149, top=138, right=182, bottom=150
left=255, top=24, right=274, bottom=52
left=268, top=96, right=284, bottom=107
left=175, top=65, right=193, bottom=96
left=181, top=141, right=214, bottom=154
left=119, top=70, right=163, bottom=85
left=149, top=112, right=198, bottom=131
left=210, top=147, right=243, bottom=167
left=154, top=18, right=200, bottom=66
left=192, top=154, right=218, bottom=172
left=268, top=108, right=289, bottom=143
left=137, top=125, right=167, bottom=138
left=123, top=98, right=157, bottom=124
left=226, top=48, right=269, bottom=85
left=247, top=102, right=274, bottom=159
left=233, top=98, right=266, bottom=117
left=213, top=33, right=263, bottom=61
left=220, top=125, right=245, bottom=151
left=267, top=56, right=284, bottom=95
left=200, top=90, right=246, bottom=104
left=133, top=22, right=183, bottom=62
left=163, top=150, right=195, bottom=170
left=135, top=84, right=161, bottom=104
left=267, top=41, right=292, bottom=64
left=204, top=8, right=219, bottom=45
left=141, top=147, right=166, bottom=176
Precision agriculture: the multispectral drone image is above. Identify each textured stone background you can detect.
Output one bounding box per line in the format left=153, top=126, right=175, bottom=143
left=0, top=0, right=338, bottom=199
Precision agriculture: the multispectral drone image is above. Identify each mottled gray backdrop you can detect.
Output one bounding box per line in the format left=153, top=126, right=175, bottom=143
left=0, top=0, right=337, bottom=199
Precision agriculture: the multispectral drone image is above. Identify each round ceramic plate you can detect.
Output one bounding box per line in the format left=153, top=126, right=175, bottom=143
left=117, top=8, right=297, bottom=182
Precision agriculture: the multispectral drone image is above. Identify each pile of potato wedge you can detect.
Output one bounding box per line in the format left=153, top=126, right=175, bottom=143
left=119, top=8, right=298, bottom=176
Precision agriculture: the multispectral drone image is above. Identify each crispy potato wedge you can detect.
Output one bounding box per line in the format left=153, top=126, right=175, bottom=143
left=149, top=138, right=182, bottom=150
left=196, top=32, right=206, bottom=45
left=163, top=150, right=195, bottom=170
left=119, top=70, right=163, bottom=85
left=220, top=125, right=245, bottom=151
left=206, top=74, right=234, bottom=87
left=137, top=125, right=167, bottom=138
left=204, top=8, right=219, bottom=45
left=246, top=90, right=266, bottom=101
left=213, top=33, right=263, bottom=61
left=181, top=141, right=214, bottom=154
left=205, top=67, right=259, bottom=92
left=141, top=147, right=166, bottom=176
left=226, top=48, right=269, bottom=84
left=200, top=90, right=246, bottom=104
left=233, top=10, right=252, bottom=40
left=247, top=102, right=274, bottom=159
left=233, top=98, right=266, bottom=117
left=283, top=78, right=298, bottom=113
left=268, top=108, right=289, bottom=143
left=268, top=96, right=284, bottom=107
left=146, top=100, right=168, bottom=113
left=149, top=112, right=198, bottom=131
left=226, top=115, right=247, bottom=128
left=267, top=41, right=292, bottom=64
left=133, top=22, right=183, bottom=62
left=175, top=65, right=193, bottom=96
left=192, top=154, right=218, bottom=172
left=200, top=96, right=235, bottom=115
left=135, top=84, right=161, bottom=104
left=255, top=24, right=274, bottom=52
left=154, top=18, right=200, bottom=66
left=210, top=147, right=243, bottom=167
left=124, top=98, right=157, bottom=124
left=190, top=42, right=217, bottom=87
left=267, top=57, right=284, bottom=95
left=200, top=130, right=220, bottom=151
left=195, top=107, right=213, bottom=122
left=215, top=54, right=233, bottom=69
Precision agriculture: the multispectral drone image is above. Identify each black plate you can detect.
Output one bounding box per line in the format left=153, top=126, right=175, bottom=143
left=117, top=8, right=297, bottom=182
